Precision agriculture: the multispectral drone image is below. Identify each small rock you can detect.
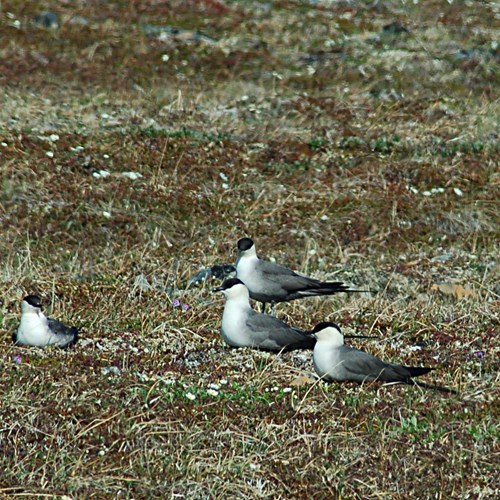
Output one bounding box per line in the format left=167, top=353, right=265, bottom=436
left=382, top=21, right=409, bottom=36
left=431, top=253, right=453, bottom=263
left=69, top=15, right=90, bottom=26
left=33, top=11, right=59, bottom=29
left=93, top=169, right=110, bottom=179
left=121, top=171, right=143, bottom=180
left=102, top=366, right=121, bottom=376
left=187, top=264, right=236, bottom=286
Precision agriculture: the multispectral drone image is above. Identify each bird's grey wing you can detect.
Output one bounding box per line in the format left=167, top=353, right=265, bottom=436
left=47, top=317, right=78, bottom=336
left=245, top=311, right=312, bottom=350
left=339, top=347, right=409, bottom=383
left=258, top=260, right=318, bottom=290
left=48, top=318, right=79, bottom=348
left=258, top=259, right=301, bottom=277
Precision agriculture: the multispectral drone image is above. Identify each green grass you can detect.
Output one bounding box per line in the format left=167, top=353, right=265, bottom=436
left=0, top=0, right=499, bottom=498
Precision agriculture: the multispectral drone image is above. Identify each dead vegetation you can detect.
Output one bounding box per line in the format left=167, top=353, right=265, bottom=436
left=0, top=0, right=499, bottom=498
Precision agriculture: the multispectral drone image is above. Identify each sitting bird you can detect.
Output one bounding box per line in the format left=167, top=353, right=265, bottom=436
left=214, top=279, right=373, bottom=352
left=308, top=322, right=456, bottom=393
left=14, top=295, right=79, bottom=349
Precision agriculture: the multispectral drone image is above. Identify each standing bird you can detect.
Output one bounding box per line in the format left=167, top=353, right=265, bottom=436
left=309, top=322, right=455, bottom=393
left=236, top=237, right=366, bottom=312
left=14, top=295, right=79, bottom=348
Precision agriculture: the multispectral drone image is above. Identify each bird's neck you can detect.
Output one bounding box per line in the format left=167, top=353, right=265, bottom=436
left=236, top=254, right=258, bottom=278
left=317, top=337, right=344, bottom=349
left=237, top=249, right=258, bottom=265
left=222, top=295, right=252, bottom=334
left=225, top=293, right=252, bottom=310
left=21, top=309, right=48, bottom=327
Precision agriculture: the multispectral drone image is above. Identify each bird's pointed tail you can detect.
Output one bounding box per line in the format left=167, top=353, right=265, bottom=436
left=413, top=380, right=458, bottom=395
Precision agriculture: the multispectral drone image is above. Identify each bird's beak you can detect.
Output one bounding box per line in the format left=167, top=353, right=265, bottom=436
left=212, top=285, right=224, bottom=293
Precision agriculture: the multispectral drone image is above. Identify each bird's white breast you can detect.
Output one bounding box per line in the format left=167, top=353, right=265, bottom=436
left=236, top=255, right=261, bottom=291
left=221, top=298, right=252, bottom=347
left=313, top=342, right=343, bottom=380
left=17, top=311, right=57, bottom=347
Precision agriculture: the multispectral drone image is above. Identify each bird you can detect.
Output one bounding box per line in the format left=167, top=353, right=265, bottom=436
left=213, top=279, right=373, bottom=352
left=14, top=295, right=79, bottom=349
left=235, top=237, right=366, bottom=312
left=213, top=278, right=315, bottom=351
left=309, top=322, right=456, bottom=393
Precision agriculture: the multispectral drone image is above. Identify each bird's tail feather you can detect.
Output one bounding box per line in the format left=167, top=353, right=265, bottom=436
left=406, top=366, right=433, bottom=377
left=344, top=335, right=379, bottom=340
left=413, top=380, right=458, bottom=394
left=299, top=283, right=372, bottom=296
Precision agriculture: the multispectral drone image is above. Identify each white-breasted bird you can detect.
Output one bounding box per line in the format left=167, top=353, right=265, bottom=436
left=213, top=279, right=372, bottom=352
left=309, top=322, right=455, bottom=393
left=213, top=278, right=315, bottom=351
left=236, top=237, right=366, bottom=311
left=14, top=295, right=79, bottom=348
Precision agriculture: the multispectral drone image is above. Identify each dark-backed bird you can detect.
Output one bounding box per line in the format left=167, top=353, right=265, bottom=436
left=236, top=237, right=366, bottom=311
left=14, top=295, right=79, bottom=348
left=309, top=322, right=455, bottom=393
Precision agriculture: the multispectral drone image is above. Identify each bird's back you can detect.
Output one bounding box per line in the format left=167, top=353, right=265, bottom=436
left=242, top=309, right=314, bottom=351
left=325, top=345, right=431, bottom=384
left=47, top=318, right=79, bottom=348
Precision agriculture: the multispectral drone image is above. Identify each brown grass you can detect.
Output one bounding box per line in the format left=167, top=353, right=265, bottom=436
left=0, top=0, right=499, bottom=498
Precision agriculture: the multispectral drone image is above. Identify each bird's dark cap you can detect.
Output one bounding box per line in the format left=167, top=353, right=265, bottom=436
left=23, top=295, right=43, bottom=308
left=237, top=238, right=254, bottom=251
left=309, top=322, right=377, bottom=340
left=213, top=278, right=244, bottom=293
left=311, top=321, right=342, bottom=333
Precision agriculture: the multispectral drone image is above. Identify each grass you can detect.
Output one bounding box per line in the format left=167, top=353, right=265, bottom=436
left=0, top=0, right=499, bottom=498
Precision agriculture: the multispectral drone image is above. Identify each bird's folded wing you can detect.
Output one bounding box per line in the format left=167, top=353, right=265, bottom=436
left=262, top=271, right=319, bottom=292
left=342, top=348, right=397, bottom=381
left=258, top=260, right=301, bottom=278
left=47, top=318, right=78, bottom=336
left=245, top=313, right=306, bottom=344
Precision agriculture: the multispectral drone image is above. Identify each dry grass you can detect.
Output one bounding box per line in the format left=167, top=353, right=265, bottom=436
left=1, top=0, right=499, bottom=498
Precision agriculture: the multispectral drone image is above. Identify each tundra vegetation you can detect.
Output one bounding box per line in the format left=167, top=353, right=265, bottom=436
left=0, top=1, right=498, bottom=498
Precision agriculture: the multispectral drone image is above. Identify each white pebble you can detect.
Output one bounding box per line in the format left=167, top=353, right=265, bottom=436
left=93, top=169, right=110, bottom=179
left=122, top=171, right=143, bottom=180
